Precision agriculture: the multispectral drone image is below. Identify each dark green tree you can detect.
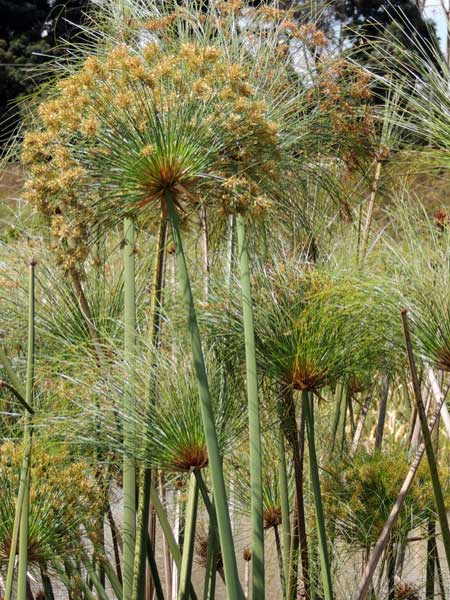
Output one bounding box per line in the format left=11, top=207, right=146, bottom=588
left=329, top=0, right=438, bottom=53
left=0, top=1, right=89, bottom=143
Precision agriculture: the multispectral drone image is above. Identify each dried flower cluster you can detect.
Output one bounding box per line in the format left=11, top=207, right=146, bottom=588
left=312, top=58, right=374, bottom=168
left=23, top=37, right=293, bottom=270
left=0, top=442, right=103, bottom=564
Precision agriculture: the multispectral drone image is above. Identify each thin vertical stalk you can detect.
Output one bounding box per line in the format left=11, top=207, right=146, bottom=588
left=100, top=555, right=123, bottom=599
left=278, top=428, right=290, bottom=589
left=123, top=217, right=137, bottom=600
left=426, top=382, right=439, bottom=600
left=330, top=383, right=343, bottom=457
left=133, top=217, right=167, bottom=600
left=146, top=532, right=165, bottom=600
left=149, top=483, right=198, bottom=600
left=195, top=471, right=219, bottom=536
left=226, top=213, right=236, bottom=535
left=274, top=525, right=286, bottom=600
left=16, top=260, right=36, bottom=600
left=386, top=538, right=395, bottom=600
left=194, top=472, right=221, bottom=598
left=425, top=521, right=436, bottom=600
left=281, top=389, right=309, bottom=600
left=244, top=555, right=250, bottom=600
left=195, top=470, right=226, bottom=584
left=160, top=476, right=173, bottom=599
left=401, top=309, right=450, bottom=572
left=236, top=213, right=264, bottom=599
left=4, top=429, right=32, bottom=600
left=172, top=490, right=180, bottom=599
left=203, top=520, right=218, bottom=600
left=375, top=375, right=389, bottom=451
left=338, top=387, right=348, bottom=457
left=225, top=214, right=235, bottom=287
left=39, top=563, right=55, bottom=600
left=150, top=484, right=183, bottom=574
left=303, top=391, right=333, bottom=600
left=107, top=503, right=122, bottom=584
left=436, top=549, right=446, bottom=600
left=165, top=191, right=242, bottom=600
left=350, top=394, right=372, bottom=458
left=200, top=205, right=210, bottom=299
left=288, top=497, right=299, bottom=600
left=84, top=560, right=110, bottom=600
left=178, top=472, right=199, bottom=600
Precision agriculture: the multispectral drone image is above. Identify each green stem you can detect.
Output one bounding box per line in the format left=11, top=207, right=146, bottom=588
left=236, top=213, right=265, bottom=599
left=146, top=532, right=165, bottom=600
left=401, top=309, right=450, bottom=574
left=274, top=525, right=287, bottom=600
left=338, top=386, right=348, bottom=458
left=101, top=555, right=123, bottom=599
left=63, top=560, right=97, bottom=600
left=165, top=191, right=242, bottom=600
left=436, top=545, right=446, bottom=600
left=386, top=538, right=395, bottom=600
left=304, top=391, right=333, bottom=600
left=84, top=560, right=110, bottom=600
left=330, top=384, right=343, bottom=458
left=375, top=375, right=389, bottom=451
left=278, top=427, right=290, bottom=590
left=203, top=519, right=218, bottom=600
left=0, top=380, right=33, bottom=413
left=195, top=471, right=226, bottom=586
left=123, top=217, right=137, bottom=600
left=178, top=472, right=199, bottom=600
left=281, top=390, right=309, bottom=600
left=150, top=482, right=198, bottom=600
left=425, top=520, right=436, bottom=600
left=133, top=217, right=167, bottom=600
left=195, top=471, right=218, bottom=538
left=17, top=260, right=36, bottom=600
left=4, top=427, right=32, bottom=600
left=39, top=563, right=55, bottom=600
left=0, top=346, right=26, bottom=400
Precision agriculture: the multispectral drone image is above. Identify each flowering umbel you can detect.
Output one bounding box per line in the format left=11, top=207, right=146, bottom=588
left=23, top=37, right=290, bottom=270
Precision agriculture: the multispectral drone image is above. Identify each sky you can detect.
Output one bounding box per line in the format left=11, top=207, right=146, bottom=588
left=424, top=0, right=448, bottom=53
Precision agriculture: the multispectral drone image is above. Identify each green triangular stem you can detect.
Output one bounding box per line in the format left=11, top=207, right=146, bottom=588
left=236, top=213, right=265, bottom=599
left=304, top=391, right=333, bottom=600
left=122, top=217, right=137, bottom=600
left=165, top=191, right=243, bottom=600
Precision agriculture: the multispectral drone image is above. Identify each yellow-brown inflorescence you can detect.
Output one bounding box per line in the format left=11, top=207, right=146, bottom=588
left=23, top=2, right=372, bottom=269
left=0, top=441, right=103, bottom=564
left=23, top=35, right=291, bottom=270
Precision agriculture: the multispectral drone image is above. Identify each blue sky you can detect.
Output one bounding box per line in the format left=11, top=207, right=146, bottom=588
left=424, top=0, right=448, bottom=53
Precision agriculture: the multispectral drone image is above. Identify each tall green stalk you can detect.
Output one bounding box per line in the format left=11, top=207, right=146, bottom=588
left=123, top=218, right=137, bottom=600
left=4, top=415, right=33, bottom=600
left=165, top=191, right=242, bottom=600
left=203, top=519, right=218, bottom=600
left=178, top=472, right=200, bottom=600
left=236, top=213, right=265, bottom=598
left=401, top=309, right=450, bottom=573
left=303, top=391, right=333, bottom=600
left=278, top=428, right=290, bottom=590
left=16, top=260, right=36, bottom=600
left=274, top=525, right=287, bottom=600
left=281, top=390, right=309, bottom=600
left=132, top=217, right=167, bottom=600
